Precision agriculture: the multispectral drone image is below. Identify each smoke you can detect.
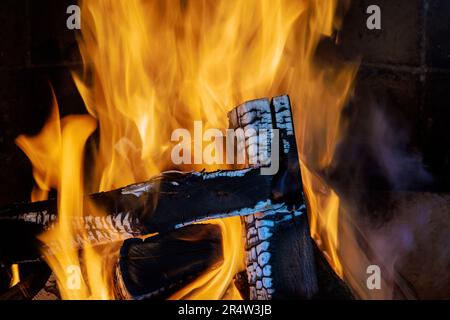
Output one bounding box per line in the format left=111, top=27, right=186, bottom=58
left=330, top=100, right=432, bottom=196
left=325, top=100, right=450, bottom=299
left=366, top=108, right=432, bottom=192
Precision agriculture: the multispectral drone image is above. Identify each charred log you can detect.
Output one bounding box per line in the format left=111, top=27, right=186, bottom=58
left=0, top=262, right=51, bottom=300
left=0, top=167, right=286, bottom=263
left=0, top=95, right=353, bottom=300
left=228, top=95, right=319, bottom=300
left=311, top=241, right=354, bottom=300
left=114, top=224, right=223, bottom=300
left=0, top=219, right=45, bottom=264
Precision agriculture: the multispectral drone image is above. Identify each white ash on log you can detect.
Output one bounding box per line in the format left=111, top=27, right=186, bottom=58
left=228, top=96, right=355, bottom=300
left=0, top=95, right=353, bottom=300
left=0, top=167, right=284, bottom=263
left=228, top=95, right=318, bottom=300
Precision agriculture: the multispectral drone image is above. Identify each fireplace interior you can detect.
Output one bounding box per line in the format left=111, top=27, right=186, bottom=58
left=0, top=0, right=449, bottom=300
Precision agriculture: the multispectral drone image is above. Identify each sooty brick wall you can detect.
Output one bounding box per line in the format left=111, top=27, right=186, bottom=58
left=332, top=0, right=450, bottom=192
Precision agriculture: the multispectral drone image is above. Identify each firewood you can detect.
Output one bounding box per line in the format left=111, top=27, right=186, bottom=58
left=0, top=262, right=51, bottom=300
left=228, top=95, right=319, bottom=299
left=311, top=241, right=354, bottom=300
left=113, top=224, right=223, bottom=300
left=0, top=95, right=351, bottom=300
left=0, top=167, right=283, bottom=263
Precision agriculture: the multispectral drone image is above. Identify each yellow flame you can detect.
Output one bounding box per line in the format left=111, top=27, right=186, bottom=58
left=16, top=92, right=61, bottom=202
left=9, top=264, right=20, bottom=288
left=17, top=0, right=358, bottom=299
left=17, top=94, right=110, bottom=299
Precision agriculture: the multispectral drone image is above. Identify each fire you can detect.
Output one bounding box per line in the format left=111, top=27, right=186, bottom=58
left=17, top=0, right=358, bottom=299
left=9, top=264, right=20, bottom=288
left=17, top=94, right=109, bottom=299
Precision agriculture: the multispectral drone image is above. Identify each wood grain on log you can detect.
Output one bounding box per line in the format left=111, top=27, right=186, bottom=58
left=228, top=95, right=319, bottom=300
left=0, top=168, right=282, bottom=263
left=0, top=95, right=353, bottom=300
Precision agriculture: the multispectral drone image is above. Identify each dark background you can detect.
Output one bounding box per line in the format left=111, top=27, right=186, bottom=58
left=0, top=0, right=84, bottom=206
left=1, top=0, right=450, bottom=209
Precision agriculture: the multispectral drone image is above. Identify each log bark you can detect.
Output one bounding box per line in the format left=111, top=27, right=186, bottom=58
left=311, top=241, right=354, bottom=300
left=228, top=95, right=319, bottom=299
left=0, top=168, right=286, bottom=263
left=0, top=95, right=353, bottom=300
left=0, top=262, right=51, bottom=300
left=114, top=224, right=223, bottom=300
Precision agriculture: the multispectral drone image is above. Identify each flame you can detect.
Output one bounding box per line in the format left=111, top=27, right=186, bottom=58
left=9, top=264, right=20, bottom=288
left=17, top=0, right=358, bottom=299
left=16, top=93, right=61, bottom=203
left=17, top=94, right=109, bottom=299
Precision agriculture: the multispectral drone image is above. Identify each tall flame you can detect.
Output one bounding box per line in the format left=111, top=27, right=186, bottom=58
left=17, top=0, right=358, bottom=299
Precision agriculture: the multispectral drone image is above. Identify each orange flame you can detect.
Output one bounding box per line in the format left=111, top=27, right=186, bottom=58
left=17, top=0, right=358, bottom=299
left=17, top=93, right=112, bottom=299
left=9, top=264, right=20, bottom=288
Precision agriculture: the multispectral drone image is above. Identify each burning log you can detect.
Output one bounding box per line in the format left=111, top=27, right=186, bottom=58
left=0, top=95, right=353, bottom=300
left=114, top=224, right=223, bottom=300
left=312, top=241, right=354, bottom=300
left=0, top=167, right=281, bottom=263
left=0, top=262, right=51, bottom=300
left=228, top=96, right=318, bottom=299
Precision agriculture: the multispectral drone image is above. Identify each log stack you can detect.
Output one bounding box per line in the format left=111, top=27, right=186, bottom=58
left=0, top=95, right=353, bottom=300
